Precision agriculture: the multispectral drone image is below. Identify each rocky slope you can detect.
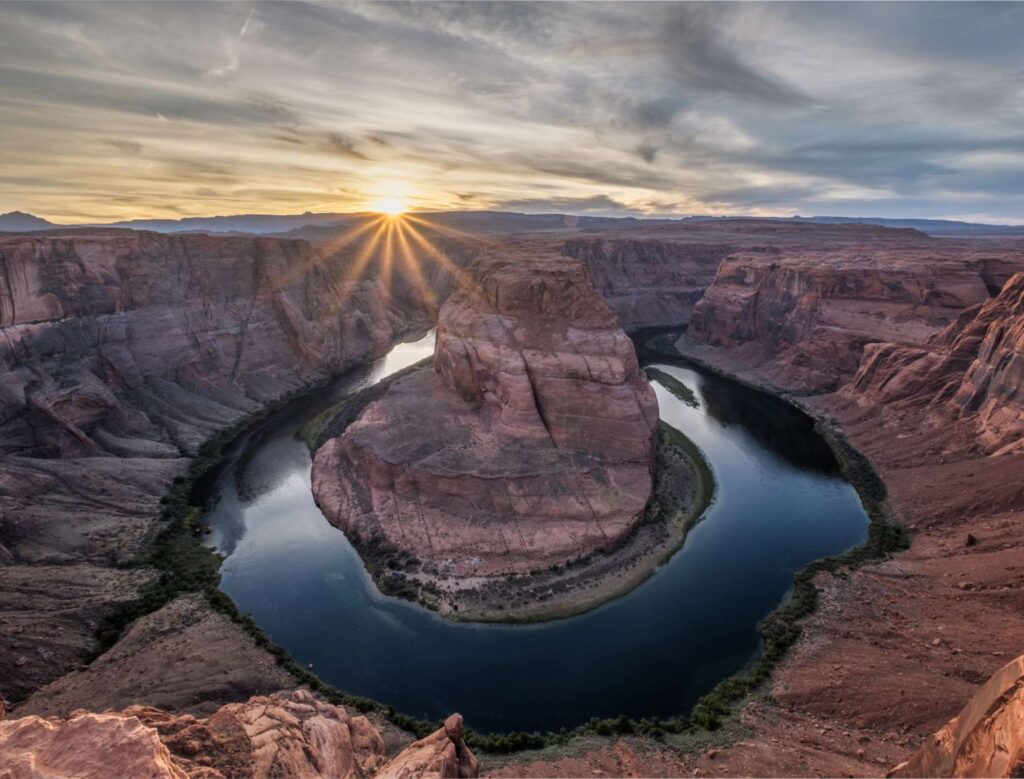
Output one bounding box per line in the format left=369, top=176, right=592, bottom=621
left=846, top=272, right=1024, bottom=455
left=0, top=688, right=478, bottom=779
left=891, top=654, right=1024, bottom=778
left=311, top=251, right=659, bottom=613
left=0, top=228, right=471, bottom=709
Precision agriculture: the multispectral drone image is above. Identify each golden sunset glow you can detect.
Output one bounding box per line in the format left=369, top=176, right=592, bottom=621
left=369, top=196, right=408, bottom=216
left=319, top=212, right=479, bottom=314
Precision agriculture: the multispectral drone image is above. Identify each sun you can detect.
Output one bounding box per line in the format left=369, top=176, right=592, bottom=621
left=369, top=196, right=407, bottom=216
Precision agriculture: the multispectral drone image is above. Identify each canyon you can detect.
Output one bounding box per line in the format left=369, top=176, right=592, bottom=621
left=1, top=218, right=1023, bottom=776
left=0, top=228, right=476, bottom=734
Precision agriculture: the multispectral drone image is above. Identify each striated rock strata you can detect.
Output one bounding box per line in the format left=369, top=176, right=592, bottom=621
left=890, top=654, right=1024, bottom=778
left=687, top=246, right=1003, bottom=392
left=847, top=272, right=1024, bottom=454
left=562, top=236, right=734, bottom=329
left=0, top=228, right=470, bottom=708
left=312, top=254, right=658, bottom=587
left=0, top=689, right=478, bottom=779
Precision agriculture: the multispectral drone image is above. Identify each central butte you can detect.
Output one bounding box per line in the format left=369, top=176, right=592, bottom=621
left=311, top=252, right=660, bottom=618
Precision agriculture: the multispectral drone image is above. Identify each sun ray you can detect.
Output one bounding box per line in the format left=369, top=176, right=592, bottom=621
left=392, top=219, right=438, bottom=308
left=328, top=218, right=390, bottom=313
left=404, top=213, right=479, bottom=241
left=401, top=219, right=482, bottom=299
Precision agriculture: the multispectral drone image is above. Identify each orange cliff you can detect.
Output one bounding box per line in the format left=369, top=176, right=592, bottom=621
left=0, top=689, right=479, bottom=779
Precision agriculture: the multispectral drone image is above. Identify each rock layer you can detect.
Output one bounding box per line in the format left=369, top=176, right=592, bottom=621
left=847, top=272, right=1024, bottom=454
left=890, top=655, right=1024, bottom=778
left=0, top=689, right=478, bottom=779
left=0, top=228, right=471, bottom=707
left=562, top=236, right=734, bottom=329
left=312, top=254, right=658, bottom=579
left=687, top=247, right=997, bottom=392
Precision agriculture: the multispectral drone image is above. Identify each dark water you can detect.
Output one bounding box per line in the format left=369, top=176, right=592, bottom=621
left=202, top=331, right=868, bottom=733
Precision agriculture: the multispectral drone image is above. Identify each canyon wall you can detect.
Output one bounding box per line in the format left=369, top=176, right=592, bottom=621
left=562, top=237, right=733, bottom=329
left=0, top=688, right=478, bottom=779
left=0, top=229, right=471, bottom=707
left=686, top=247, right=1004, bottom=392
left=847, top=272, right=1024, bottom=454
left=312, top=253, right=658, bottom=582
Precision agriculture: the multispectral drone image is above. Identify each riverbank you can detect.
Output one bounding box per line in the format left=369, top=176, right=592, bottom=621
left=489, top=328, right=1024, bottom=776
left=410, top=420, right=715, bottom=623
left=301, top=358, right=715, bottom=622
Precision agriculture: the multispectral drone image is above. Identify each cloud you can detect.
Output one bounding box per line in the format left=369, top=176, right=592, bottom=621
left=324, top=133, right=369, bottom=160
left=0, top=1, right=1022, bottom=222
left=495, top=194, right=636, bottom=214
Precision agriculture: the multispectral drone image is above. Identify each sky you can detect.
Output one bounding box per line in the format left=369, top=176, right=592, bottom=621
left=1, top=1, right=1023, bottom=224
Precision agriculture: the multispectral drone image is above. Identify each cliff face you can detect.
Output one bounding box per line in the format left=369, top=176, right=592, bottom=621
left=687, top=248, right=996, bottom=392
left=0, top=230, right=413, bottom=458
left=562, top=237, right=734, bottom=329
left=950, top=273, right=1024, bottom=455
left=312, top=254, right=658, bottom=580
left=0, top=229, right=471, bottom=707
left=891, top=655, right=1024, bottom=778
left=846, top=272, right=1024, bottom=455
left=0, top=689, right=478, bottom=779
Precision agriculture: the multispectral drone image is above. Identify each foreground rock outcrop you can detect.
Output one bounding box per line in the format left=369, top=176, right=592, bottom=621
left=891, top=654, right=1024, bottom=778
left=312, top=253, right=658, bottom=610
left=0, top=689, right=478, bottom=779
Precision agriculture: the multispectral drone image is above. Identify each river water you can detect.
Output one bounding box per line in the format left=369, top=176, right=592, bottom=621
left=202, top=330, right=868, bottom=733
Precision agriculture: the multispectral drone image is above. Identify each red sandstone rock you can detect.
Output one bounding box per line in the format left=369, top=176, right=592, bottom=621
left=377, top=714, right=479, bottom=779
left=890, top=655, right=1024, bottom=778
left=688, top=247, right=997, bottom=391
left=312, top=254, right=658, bottom=578
left=847, top=272, right=1024, bottom=454
left=562, top=237, right=734, bottom=329
left=0, top=689, right=476, bottom=779
left=0, top=710, right=187, bottom=778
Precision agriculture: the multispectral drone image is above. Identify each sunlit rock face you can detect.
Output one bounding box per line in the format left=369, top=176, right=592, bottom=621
left=312, top=254, right=658, bottom=577
left=0, top=689, right=479, bottom=779
left=890, top=655, right=1024, bottom=778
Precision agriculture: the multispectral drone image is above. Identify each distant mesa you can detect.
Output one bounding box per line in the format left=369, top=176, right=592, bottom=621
left=0, top=211, right=55, bottom=232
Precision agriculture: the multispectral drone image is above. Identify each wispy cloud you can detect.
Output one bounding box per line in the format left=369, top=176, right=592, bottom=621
left=0, top=1, right=1021, bottom=222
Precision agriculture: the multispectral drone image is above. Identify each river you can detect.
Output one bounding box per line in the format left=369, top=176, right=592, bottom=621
left=201, top=330, right=868, bottom=733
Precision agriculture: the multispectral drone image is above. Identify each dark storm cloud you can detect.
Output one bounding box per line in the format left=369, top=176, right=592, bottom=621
left=1, top=1, right=1022, bottom=222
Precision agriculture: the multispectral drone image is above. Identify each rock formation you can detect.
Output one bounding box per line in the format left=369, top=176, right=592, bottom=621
left=377, top=714, right=479, bottom=779
left=0, top=689, right=478, bottom=779
left=846, top=272, right=1024, bottom=454
left=562, top=236, right=734, bottom=329
left=687, top=246, right=998, bottom=392
left=890, top=654, right=1024, bottom=778
left=0, top=228, right=471, bottom=708
left=312, top=253, right=658, bottom=583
